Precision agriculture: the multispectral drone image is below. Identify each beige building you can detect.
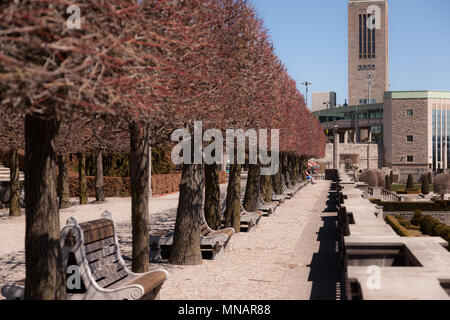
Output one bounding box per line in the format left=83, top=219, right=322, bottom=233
left=348, top=0, right=389, bottom=106
left=384, top=91, right=450, bottom=180
left=311, top=92, right=337, bottom=112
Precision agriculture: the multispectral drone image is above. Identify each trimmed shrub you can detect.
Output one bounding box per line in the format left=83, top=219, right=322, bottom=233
left=386, top=215, right=413, bottom=237
left=377, top=172, right=384, bottom=188
left=421, top=175, right=430, bottom=194
left=420, top=215, right=441, bottom=235
left=434, top=224, right=447, bottom=237
left=411, top=210, right=423, bottom=226
left=359, top=170, right=379, bottom=187
left=428, top=172, right=433, bottom=185
left=385, top=175, right=392, bottom=191
left=394, top=215, right=419, bottom=230
left=406, top=174, right=414, bottom=190
left=415, top=214, right=450, bottom=246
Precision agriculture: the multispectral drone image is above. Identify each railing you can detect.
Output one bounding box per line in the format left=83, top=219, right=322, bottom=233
left=368, top=186, right=401, bottom=202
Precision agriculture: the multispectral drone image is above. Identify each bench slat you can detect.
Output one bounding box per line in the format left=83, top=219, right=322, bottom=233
left=85, top=245, right=117, bottom=263
left=84, top=237, right=115, bottom=254
left=97, top=267, right=129, bottom=289
left=89, top=254, right=119, bottom=274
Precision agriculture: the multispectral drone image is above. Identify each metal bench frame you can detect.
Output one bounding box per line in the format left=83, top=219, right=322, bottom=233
left=2, top=211, right=168, bottom=300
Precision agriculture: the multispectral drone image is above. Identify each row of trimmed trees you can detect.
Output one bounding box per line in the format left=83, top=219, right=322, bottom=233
left=0, top=0, right=325, bottom=299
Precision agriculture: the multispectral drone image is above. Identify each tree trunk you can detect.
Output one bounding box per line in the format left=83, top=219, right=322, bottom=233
left=276, top=153, right=286, bottom=194
left=243, top=163, right=260, bottom=212
left=293, top=156, right=300, bottom=184
left=24, top=114, right=66, bottom=300
left=225, top=162, right=242, bottom=232
left=95, top=150, right=105, bottom=202
left=260, top=172, right=272, bottom=202
left=271, top=162, right=283, bottom=195
left=300, top=155, right=307, bottom=181
left=9, top=149, right=20, bottom=217
left=282, top=154, right=290, bottom=187
left=289, top=155, right=297, bottom=185
left=204, top=163, right=221, bottom=230
left=129, top=122, right=150, bottom=273
left=78, top=152, right=87, bottom=205
left=170, top=163, right=204, bottom=266
left=57, top=154, right=70, bottom=209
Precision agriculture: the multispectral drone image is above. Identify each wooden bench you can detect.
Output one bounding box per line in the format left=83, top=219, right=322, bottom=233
left=1, top=211, right=168, bottom=300
left=237, top=202, right=263, bottom=232
left=272, top=191, right=287, bottom=204
left=257, top=195, right=279, bottom=216
left=219, top=199, right=262, bottom=232
left=282, top=180, right=310, bottom=200
left=150, top=214, right=234, bottom=261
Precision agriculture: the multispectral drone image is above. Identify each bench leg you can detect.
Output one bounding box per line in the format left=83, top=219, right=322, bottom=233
left=213, top=246, right=226, bottom=260
left=150, top=243, right=163, bottom=262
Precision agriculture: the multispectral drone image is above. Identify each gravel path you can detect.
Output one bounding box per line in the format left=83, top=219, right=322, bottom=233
left=0, top=180, right=337, bottom=300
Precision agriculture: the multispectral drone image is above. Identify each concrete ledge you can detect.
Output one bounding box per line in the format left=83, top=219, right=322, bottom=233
left=339, top=170, right=450, bottom=300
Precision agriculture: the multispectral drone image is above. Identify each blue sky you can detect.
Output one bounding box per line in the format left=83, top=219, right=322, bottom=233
left=250, top=0, right=450, bottom=108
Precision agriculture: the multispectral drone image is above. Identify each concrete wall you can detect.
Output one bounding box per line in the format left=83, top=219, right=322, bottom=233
left=320, top=143, right=381, bottom=170
left=312, top=92, right=336, bottom=112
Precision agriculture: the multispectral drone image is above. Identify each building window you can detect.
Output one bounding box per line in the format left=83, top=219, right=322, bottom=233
left=372, top=17, right=376, bottom=56
left=407, top=135, right=414, bottom=142
left=358, top=65, right=362, bottom=71
left=407, top=155, right=414, bottom=163
left=367, top=14, right=372, bottom=58
left=363, top=14, right=367, bottom=58
left=363, top=65, right=367, bottom=70
left=371, top=65, right=375, bottom=70
left=407, top=110, right=414, bottom=117
left=359, top=14, right=362, bottom=58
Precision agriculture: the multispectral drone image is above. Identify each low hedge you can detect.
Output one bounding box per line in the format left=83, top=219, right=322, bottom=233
left=397, top=189, right=421, bottom=195
left=394, top=215, right=420, bottom=231
left=370, top=199, right=450, bottom=212
left=412, top=211, right=450, bottom=247
left=69, top=171, right=227, bottom=197
left=386, top=215, right=413, bottom=237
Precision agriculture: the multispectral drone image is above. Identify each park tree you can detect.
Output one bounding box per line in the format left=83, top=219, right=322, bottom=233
left=0, top=111, right=24, bottom=217
left=390, top=170, right=395, bottom=184
left=433, top=173, right=450, bottom=199
left=421, top=175, right=430, bottom=195
left=0, top=0, right=329, bottom=293
left=359, top=170, right=379, bottom=187
left=406, top=174, right=415, bottom=190
left=385, top=175, right=392, bottom=191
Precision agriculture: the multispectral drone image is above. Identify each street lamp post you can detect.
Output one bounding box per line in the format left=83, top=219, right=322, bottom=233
left=301, top=81, right=312, bottom=108
left=364, top=72, right=376, bottom=104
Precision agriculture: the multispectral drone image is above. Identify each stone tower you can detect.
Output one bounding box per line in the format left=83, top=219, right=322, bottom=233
left=348, top=0, right=389, bottom=106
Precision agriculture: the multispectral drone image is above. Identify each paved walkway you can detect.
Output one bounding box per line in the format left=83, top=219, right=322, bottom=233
left=0, top=180, right=342, bottom=300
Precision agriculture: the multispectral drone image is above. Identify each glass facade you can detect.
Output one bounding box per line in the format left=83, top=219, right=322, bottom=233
left=432, top=108, right=450, bottom=170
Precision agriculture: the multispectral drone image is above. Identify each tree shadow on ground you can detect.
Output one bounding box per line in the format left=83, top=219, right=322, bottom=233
left=307, top=184, right=344, bottom=300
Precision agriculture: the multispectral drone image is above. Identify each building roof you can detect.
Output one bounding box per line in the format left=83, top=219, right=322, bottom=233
left=312, top=103, right=383, bottom=117
left=384, top=91, right=450, bottom=100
